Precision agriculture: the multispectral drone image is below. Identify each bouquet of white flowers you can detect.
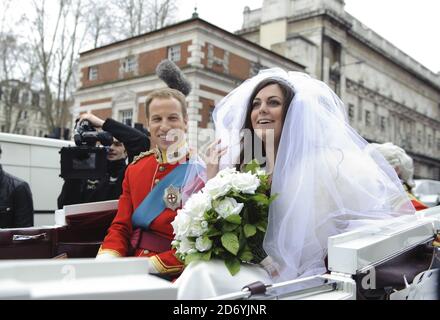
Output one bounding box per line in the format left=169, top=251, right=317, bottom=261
left=171, top=161, right=277, bottom=276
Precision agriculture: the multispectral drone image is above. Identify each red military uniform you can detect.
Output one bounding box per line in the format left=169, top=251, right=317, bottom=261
left=407, top=193, right=429, bottom=211
left=98, top=149, right=184, bottom=275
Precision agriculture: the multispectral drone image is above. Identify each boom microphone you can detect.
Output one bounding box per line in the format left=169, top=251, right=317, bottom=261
left=156, top=59, right=192, bottom=96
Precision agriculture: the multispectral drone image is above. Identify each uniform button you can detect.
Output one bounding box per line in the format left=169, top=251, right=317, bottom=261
left=159, top=166, right=165, bottom=172
left=155, top=179, right=160, bottom=185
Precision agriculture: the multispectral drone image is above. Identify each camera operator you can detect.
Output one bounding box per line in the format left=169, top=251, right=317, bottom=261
left=57, top=113, right=150, bottom=209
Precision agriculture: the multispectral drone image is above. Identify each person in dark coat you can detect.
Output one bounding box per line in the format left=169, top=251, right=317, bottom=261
left=0, top=145, right=34, bottom=228
left=57, top=114, right=150, bottom=209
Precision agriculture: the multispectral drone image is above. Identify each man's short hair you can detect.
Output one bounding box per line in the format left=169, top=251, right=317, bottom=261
left=145, top=88, right=187, bottom=120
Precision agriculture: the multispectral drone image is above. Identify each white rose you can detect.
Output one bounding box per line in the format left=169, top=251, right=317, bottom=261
left=203, top=176, right=233, bottom=200
left=231, top=172, right=260, bottom=194
left=189, top=219, right=209, bottom=237
left=183, top=192, right=212, bottom=218
left=176, top=238, right=195, bottom=255
left=171, top=210, right=192, bottom=239
left=214, top=197, right=244, bottom=219
left=217, top=167, right=237, bottom=178
left=195, top=236, right=213, bottom=252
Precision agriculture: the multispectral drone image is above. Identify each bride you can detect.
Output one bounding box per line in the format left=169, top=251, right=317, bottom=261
left=174, top=68, right=415, bottom=299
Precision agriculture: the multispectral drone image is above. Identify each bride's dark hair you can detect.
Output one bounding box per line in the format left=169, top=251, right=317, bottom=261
left=237, top=78, right=295, bottom=170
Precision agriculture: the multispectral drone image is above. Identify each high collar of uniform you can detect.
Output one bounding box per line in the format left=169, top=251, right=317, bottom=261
left=155, top=143, right=189, bottom=164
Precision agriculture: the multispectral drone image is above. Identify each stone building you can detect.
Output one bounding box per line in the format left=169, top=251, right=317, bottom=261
left=0, top=80, right=47, bottom=137
left=238, top=0, right=440, bottom=179
left=74, top=17, right=304, bottom=148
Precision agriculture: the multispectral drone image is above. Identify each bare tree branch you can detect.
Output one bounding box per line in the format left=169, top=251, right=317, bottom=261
left=111, top=0, right=177, bottom=38
left=24, top=0, right=86, bottom=133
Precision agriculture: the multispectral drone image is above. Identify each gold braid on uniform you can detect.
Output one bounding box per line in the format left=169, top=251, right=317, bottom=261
left=131, top=149, right=157, bottom=165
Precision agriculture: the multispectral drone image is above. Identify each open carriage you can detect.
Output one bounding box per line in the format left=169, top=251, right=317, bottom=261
left=0, top=201, right=438, bottom=300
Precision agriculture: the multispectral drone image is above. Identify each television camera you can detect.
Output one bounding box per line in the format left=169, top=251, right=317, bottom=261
left=59, top=119, right=114, bottom=180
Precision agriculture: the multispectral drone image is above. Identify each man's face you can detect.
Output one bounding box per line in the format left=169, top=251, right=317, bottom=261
left=107, top=138, right=126, bottom=161
left=146, top=97, right=188, bottom=152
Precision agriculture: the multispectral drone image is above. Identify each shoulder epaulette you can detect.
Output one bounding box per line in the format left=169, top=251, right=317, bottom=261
left=131, top=150, right=156, bottom=165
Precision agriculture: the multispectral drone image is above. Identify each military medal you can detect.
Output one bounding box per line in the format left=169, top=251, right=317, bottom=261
left=163, top=185, right=182, bottom=210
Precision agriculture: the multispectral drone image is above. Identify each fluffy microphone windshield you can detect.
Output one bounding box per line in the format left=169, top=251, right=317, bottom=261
left=156, top=59, right=192, bottom=96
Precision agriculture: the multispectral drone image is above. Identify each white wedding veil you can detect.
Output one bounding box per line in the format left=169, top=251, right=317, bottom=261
left=213, top=68, right=415, bottom=282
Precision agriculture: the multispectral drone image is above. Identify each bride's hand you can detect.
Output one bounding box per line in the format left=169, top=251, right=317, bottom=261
left=260, top=256, right=280, bottom=278
left=203, top=139, right=227, bottom=180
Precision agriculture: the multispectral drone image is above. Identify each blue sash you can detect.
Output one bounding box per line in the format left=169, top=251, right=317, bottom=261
left=132, top=163, right=189, bottom=230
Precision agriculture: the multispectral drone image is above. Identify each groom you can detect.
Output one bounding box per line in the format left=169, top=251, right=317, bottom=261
left=97, top=88, right=191, bottom=276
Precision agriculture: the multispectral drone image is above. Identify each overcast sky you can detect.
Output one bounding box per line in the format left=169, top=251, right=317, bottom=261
left=3, top=0, right=440, bottom=73
left=177, top=0, right=440, bottom=73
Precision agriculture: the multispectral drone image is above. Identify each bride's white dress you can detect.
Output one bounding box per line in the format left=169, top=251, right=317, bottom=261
left=174, top=260, right=272, bottom=300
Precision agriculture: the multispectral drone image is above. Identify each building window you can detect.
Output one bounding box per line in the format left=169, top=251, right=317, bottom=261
left=119, top=109, right=133, bottom=126
left=88, top=66, right=98, bottom=81
left=380, top=116, right=386, bottom=131
left=348, top=104, right=355, bottom=121
left=365, top=110, right=371, bottom=126
left=10, top=87, right=19, bottom=104
left=32, top=93, right=40, bottom=107
left=0, top=86, right=3, bottom=101
left=437, top=138, right=440, bottom=151
left=122, top=56, right=137, bottom=73
left=428, top=134, right=433, bottom=148
left=21, top=111, right=28, bottom=120
left=168, top=45, right=181, bottom=63
left=1, top=125, right=5, bottom=132
left=417, top=130, right=422, bottom=144
left=21, top=91, right=29, bottom=105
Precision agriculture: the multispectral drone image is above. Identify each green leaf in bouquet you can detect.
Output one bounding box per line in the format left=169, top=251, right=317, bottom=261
left=213, top=246, right=226, bottom=256
left=257, top=175, right=268, bottom=186
left=239, top=249, right=254, bottom=262
left=204, top=209, right=218, bottom=223
left=251, top=194, right=269, bottom=205
left=225, top=257, right=241, bottom=276
left=206, top=227, right=222, bottom=237
left=256, top=220, right=268, bottom=233
left=244, top=224, right=257, bottom=238
left=268, top=193, right=279, bottom=205
left=225, top=214, right=242, bottom=225
left=244, top=159, right=260, bottom=174
left=184, top=252, right=203, bottom=265
left=221, top=232, right=240, bottom=256
left=259, top=174, right=269, bottom=184
left=200, top=250, right=212, bottom=261
left=222, top=221, right=239, bottom=232
left=229, top=191, right=248, bottom=201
